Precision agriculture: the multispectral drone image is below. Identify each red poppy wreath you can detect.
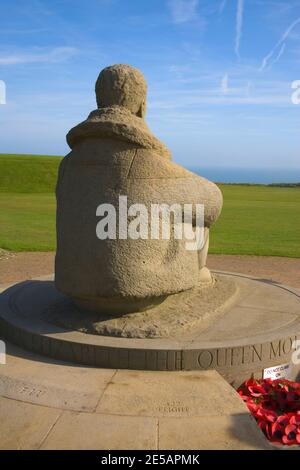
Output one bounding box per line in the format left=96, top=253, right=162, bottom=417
left=238, top=377, right=300, bottom=446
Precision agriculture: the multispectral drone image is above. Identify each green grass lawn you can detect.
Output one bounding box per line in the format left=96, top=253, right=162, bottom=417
left=209, top=185, right=300, bottom=257
left=0, top=154, right=299, bottom=256
left=0, top=192, right=56, bottom=251
left=0, top=154, right=62, bottom=193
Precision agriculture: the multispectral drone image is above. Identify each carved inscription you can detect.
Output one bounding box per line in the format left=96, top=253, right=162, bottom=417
left=196, top=335, right=298, bottom=369
left=158, top=400, right=189, bottom=414
left=19, top=385, right=45, bottom=398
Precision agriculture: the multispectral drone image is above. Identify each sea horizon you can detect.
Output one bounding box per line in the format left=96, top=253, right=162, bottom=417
left=1, top=154, right=299, bottom=185
left=190, top=166, right=300, bottom=185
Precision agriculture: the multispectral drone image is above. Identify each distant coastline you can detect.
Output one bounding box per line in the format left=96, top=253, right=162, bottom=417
left=191, top=166, right=300, bottom=186
left=216, top=182, right=300, bottom=188
left=0, top=155, right=299, bottom=188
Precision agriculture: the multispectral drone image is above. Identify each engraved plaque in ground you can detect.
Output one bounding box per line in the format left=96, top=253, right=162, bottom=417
left=46, top=275, right=238, bottom=339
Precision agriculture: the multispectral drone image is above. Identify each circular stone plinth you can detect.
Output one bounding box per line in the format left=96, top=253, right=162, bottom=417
left=0, top=271, right=300, bottom=386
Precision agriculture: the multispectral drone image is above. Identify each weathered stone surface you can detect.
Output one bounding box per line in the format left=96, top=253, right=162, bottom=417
left=158, top=415, right=271, bottom=450
left=50, top=275, right=238, bottom=339
left=0, top=396, right=61, bottom=450
left=41, top=412, right=158, bottom=450
left=0, top=343, right=115, bottom=411
left=96, top=370, right=247, bottom=417
left=95, top=64, right=148, bottom=119
left=55, top=64, right=223, bottom=314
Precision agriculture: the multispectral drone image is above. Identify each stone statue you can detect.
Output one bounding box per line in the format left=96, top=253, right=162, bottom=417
left=55, top=64, right=223, bottom=314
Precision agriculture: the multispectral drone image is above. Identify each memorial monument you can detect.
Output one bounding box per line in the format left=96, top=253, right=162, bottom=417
left=0, top=64, right=299, bottom=388
left=55, top=64, right=222, bottom=315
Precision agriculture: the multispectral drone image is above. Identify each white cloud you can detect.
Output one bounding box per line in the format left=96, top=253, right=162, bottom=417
left=168, top=0, right=198, bottom=24
left=0, top=47, right=78, bottom=65
left=151, top=93, right=290, bottom=108
left=149, top=77, right=292, bottom=108
left=235, top=0, right=244, bottom=58
left=260, top=16, right=300, bottom=71
left=0, top=80, right=6, bottom=104
left=221, top=73, right=229, bottom=93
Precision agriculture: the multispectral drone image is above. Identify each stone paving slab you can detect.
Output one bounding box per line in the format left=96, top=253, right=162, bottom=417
left=0, top=374, right=103, bottom=413
left=0, top=342, right=272, bottom=450
left=158, top=415, right=270, bottom=450
left=40, top=412, right=158, bottom=450
left=0, top=396, right=61, bottom=450
left=0, top=343, right=115, bottom=411
left=96, top=369, right=246, bottom=417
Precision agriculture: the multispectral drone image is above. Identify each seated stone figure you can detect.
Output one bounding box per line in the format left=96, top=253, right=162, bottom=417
left=55, top=64, right=223, bottom=314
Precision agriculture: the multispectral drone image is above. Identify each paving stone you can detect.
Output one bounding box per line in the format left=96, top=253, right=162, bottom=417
left=97, top=369, right=246, bottom=417
left=41, top=411, right=158, bottom=450
left=158, top=414, right=271, bottom=450
left=0, top=343, right=116, bottom=411
left=0, top=396, right=61, bottom=450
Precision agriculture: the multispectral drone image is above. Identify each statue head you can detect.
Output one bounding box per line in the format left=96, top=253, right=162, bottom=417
left=95, top=64, right=147, bottom=118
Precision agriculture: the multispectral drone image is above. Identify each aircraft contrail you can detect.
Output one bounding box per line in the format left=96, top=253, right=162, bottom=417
left=235, top=0, right=244, bottom=58
left=260, top=16, right=300, bottom=71
left=270, top=42, right=286, bottom=68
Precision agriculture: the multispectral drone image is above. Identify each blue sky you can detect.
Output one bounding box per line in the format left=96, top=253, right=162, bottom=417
left=0, top=0, right=300, bottom=169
